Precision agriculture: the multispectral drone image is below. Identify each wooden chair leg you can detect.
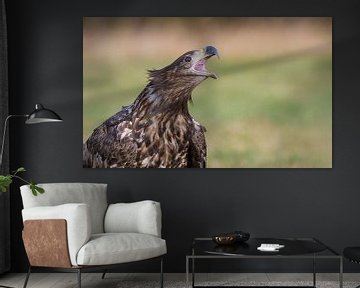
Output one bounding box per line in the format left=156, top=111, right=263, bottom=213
left=77, top=269, right=81, bottom=288
left=22, top=266, right=31, bottom=288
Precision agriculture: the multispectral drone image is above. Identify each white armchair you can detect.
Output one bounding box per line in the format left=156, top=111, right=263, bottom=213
left=20, top=183, right=166, bottom=288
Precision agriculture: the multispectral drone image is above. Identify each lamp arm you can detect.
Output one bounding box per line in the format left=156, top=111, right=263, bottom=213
left=0, top=114, right=28, bottom=169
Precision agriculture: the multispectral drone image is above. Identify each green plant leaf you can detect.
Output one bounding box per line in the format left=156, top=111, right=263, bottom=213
left=0, top=167, right=44, bottom=196
left=0, top=175, right=13, bottom=192
left=30, top=182, right=38, bottom=196
left=34, top=185, right=45, bottom=194
left=29, top=181, right=44, bottom=196
left=15, top=167, right=26, bottom=173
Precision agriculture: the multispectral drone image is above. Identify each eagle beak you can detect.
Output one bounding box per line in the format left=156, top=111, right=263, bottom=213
left=205, top=45, right=219, bottom=59
left=202, top=45, right=219, bottom=79
left=191, top=46, right=219, bottom=79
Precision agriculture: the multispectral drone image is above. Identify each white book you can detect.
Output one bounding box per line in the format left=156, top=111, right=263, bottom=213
left=257, top=243, right=285, bottom=251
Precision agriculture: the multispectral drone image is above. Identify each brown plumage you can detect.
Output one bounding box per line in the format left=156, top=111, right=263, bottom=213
left=83, top=46, right=218, bottom=168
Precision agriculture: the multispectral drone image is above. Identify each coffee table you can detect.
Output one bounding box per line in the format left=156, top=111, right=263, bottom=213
left=186, top=237, right=343, bottom=288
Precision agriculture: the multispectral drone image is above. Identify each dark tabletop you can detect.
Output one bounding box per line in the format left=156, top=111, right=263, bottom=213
left=193, top=238, right=329, bottom=256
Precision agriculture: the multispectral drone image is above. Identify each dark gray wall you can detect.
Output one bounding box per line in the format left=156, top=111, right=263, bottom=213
left=5, top=0, right=360, bottom=273
left=0, top=0, right=10, bottom=274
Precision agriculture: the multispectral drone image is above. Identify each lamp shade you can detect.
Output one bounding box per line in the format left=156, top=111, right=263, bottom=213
left=25, top=104, right=63, bottom=124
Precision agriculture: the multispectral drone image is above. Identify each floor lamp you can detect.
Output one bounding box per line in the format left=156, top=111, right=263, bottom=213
left=0, top=103, right=63, bottom=288
left=0, top=103, right=63, bottom=167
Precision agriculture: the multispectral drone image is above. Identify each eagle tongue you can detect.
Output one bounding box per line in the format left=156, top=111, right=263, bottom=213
left=194, top=59, right=206, bottom=72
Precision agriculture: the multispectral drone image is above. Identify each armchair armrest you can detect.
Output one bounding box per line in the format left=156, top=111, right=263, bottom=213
left=22, top=203, right=91, bottom=266
left=104, top=200, right=162, bottom=237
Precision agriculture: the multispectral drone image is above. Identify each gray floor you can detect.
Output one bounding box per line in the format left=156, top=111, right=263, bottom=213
left=0, top=273, right=360, bottom=288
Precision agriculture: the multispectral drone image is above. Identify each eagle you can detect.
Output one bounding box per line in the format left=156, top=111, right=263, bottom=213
left=83, top=45, right=219, bottom=168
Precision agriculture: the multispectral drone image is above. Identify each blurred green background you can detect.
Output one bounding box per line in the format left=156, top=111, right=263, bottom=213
left=83, top=17, right=332, bottom=168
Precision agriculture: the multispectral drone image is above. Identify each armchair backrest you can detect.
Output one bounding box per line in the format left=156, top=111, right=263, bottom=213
left=20, top=183, right=108, bottom=234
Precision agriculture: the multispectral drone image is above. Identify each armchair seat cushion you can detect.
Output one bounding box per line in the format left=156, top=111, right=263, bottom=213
left=76, top=233, right=167, bottom=266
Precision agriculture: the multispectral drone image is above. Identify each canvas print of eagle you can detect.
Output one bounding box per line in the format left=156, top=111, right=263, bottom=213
left=83, top=45, right=219, bottom=168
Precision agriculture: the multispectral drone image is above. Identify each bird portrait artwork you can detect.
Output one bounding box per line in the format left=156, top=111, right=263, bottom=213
left=83, top=45, right=219, bottom=168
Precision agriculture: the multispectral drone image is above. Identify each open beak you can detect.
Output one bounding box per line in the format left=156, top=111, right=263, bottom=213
left=204, top=45, right=219, bottom=59
left=192, top=45, right=219, bottom=79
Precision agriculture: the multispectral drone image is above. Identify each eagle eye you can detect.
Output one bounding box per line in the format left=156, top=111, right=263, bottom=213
left=184, top=56, right=192, bottom=62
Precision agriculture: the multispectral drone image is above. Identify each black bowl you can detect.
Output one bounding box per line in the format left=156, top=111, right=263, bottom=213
left=212, top=234, right=237, bottom=245
left=212, top=231, right=250, bottom=246
left=233, top=231, right=250, bottom=242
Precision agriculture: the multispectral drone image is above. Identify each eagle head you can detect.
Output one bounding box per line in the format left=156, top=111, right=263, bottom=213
left=148, top=45, right=219, bottom=90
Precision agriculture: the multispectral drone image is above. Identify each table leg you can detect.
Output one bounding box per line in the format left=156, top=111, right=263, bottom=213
left=186, top=257, right=189, bottom=288
left=313, top=254, right=316, bottom=287
left=192, top=257, right=195, bottom=288
left=192, top=246, right=195, bottom=288
left=339, top=257, right=343, bottom=288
